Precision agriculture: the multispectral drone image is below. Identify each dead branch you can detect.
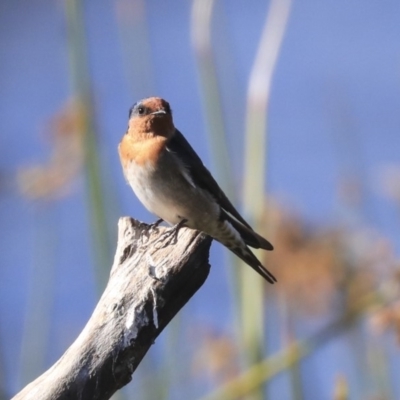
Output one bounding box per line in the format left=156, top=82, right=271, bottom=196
left=13, top=217, right=211, bottom=400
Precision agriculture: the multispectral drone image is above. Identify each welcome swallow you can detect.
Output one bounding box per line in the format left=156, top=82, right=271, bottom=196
left=118, top=97, right=276, bottom=283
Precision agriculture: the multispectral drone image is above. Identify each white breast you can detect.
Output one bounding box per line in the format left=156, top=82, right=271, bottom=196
left=124, top=161, right=187, bottom=225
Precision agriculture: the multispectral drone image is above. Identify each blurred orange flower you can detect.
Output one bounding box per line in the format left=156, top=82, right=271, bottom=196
left=17, top=99, right=86, bottom=200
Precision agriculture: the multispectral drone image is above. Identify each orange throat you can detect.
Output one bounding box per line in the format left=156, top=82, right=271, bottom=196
left=119, top=134, right=168, bottom=168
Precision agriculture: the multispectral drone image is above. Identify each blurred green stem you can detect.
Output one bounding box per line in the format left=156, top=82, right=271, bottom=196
left=192, top=0, right=292, bottom=398
left=18, top=206, right=55, bottom=387
left=241, top=0, right=291, bottom=398
left=190, top=0, right=242, bottom=343
left=191, top=0, right=234, bottom=195
left=64, top=0, right=111, bottom=292
left=198, top=290, right=383, bottom=400
left=279, top=292, right=304, bottom=400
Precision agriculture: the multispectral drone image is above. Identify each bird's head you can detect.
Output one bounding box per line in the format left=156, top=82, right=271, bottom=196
left=127, top=97, right=175, bottom=140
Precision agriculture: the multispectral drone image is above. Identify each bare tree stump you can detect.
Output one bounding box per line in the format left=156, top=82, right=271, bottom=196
left=13, top=217, right=212, bottom=400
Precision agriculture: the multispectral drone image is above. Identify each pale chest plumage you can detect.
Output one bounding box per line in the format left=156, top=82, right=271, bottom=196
left=123, top=150, right=219, bottom=227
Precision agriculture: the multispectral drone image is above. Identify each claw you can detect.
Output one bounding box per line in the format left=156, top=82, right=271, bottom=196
left=148, top=218, right=164, bottom=235
left=151, top=218, right=164, bottom=228
left=154, top=218, right=188, bottom=249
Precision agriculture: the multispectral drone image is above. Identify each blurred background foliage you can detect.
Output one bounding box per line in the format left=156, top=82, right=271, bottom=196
left=1, top=0, right=400, bottom=399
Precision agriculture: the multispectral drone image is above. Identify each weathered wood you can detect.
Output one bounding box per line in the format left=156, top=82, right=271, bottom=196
left=13, top=217, right=212, bottom=400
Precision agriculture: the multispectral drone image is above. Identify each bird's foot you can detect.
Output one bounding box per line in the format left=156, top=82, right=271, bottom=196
left=149, top=218, right=164, bottom=234
left=154, top=219, right=188, bottom=249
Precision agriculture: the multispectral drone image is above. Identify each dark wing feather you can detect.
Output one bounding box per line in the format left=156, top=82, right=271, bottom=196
left=167, top=129, right=252, bottom=229
left=220, top=209, right=273, bottom=251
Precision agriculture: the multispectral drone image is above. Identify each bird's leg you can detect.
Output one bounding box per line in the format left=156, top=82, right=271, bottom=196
left=149, top=218, right=164, bottom=234
left=154, top=218, right=188, bottom=249
left=151, top=218, right=164, bottom=228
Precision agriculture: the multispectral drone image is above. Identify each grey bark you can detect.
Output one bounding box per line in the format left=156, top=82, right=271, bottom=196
left=13, top=217, right=211, bottom=400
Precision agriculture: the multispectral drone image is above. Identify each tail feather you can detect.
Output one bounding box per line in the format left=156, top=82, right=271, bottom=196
left=229, top=245, right=277, bottom=284
left=212, top=217, right=276, bottom=284
left=220, top=210, right=273, bottom=251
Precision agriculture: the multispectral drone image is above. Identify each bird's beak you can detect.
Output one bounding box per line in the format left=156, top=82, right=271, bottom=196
left=151, top=109, right=167, bottom=116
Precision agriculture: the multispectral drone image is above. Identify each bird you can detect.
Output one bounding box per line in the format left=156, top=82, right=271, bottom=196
left=118, top=97, right=276, bottom=283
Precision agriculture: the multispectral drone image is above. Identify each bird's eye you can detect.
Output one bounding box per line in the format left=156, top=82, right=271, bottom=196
left=137, top=106, right=145, bottom=115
